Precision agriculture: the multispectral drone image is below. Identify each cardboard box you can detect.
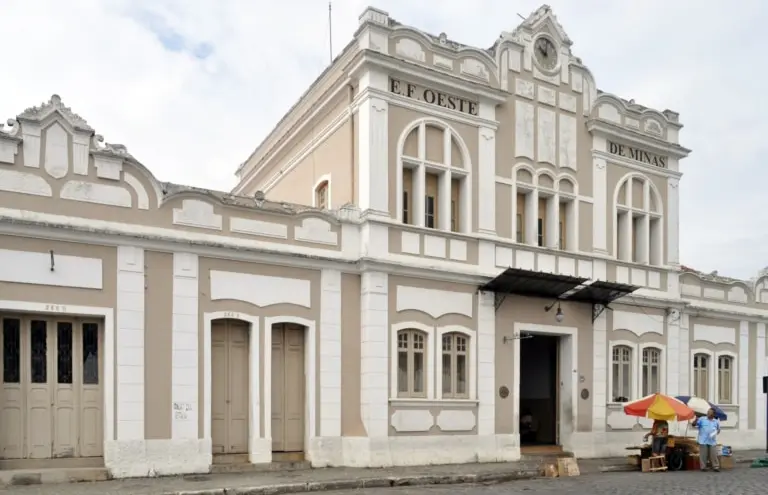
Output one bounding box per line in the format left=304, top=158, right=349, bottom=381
left=627, top=455, right=640, bottom=466
left=719, top=455, right=734, bottom=470
left=542, top=464, right=558, bottom=477
left=557, top=457, right=580, bottom=477
left=641, top=458, right=651, bottom=472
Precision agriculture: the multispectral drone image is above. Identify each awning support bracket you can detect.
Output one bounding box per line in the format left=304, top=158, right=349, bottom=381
left=592, top=303, right=612, bottom=322
left=494, top=293, right=508, bottom=311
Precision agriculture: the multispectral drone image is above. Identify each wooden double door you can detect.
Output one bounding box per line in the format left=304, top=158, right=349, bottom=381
left=0, top=315, right=103, bottom=460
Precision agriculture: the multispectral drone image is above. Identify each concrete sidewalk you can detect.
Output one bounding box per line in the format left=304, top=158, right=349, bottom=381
left=1, top=450, right=765, bottom=495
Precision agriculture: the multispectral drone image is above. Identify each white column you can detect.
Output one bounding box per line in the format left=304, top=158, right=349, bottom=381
left=116, top=246, right=145, bottom=440
left=592, top=308, right=608, bottom=432
left=414, top=163, right=426, bottom=227
left=666, top=312, right=680, bottom=396
left=172, top=252, right=199, bottom=440
left=477, top=127, right=496, bottom=235
left=756, top=323, right=766, bottom=433
left=356, top=69, right=389, bottom=216
left=667, top=178, right=680, bottom=266
left=546, top=195, right=559, bottom=249
left=739, top=321, right=749, bottom=430
left=525, top=189, right=538, bottom=245
left=592, top=156, right=608, bottom=254
left=360, top=272, right=389, bottom=442
left=438, top=170, right=451, bottom=231
left=319, top=269, right=342, bottom=438
left=678, top=313, right=690, bottom=396
left=477, top=291, right=496, bottom=436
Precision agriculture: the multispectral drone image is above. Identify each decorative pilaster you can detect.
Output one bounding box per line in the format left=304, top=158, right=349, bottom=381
left=319, top=269, right=342, bottom=437
left=116, top=246, right=145, bottom=440
left=591, top=307, right=608, bottom=431
left=477, top=291, right=496, bottom=435
left=171, top=252, right=199, bottom=440
left=360, top=272, right=389, bottom=440
left=477, top=127, right=496, bottom=235
left=739, top=321, right=749, bottom=430
left=592, top=157, right=608, bottom=254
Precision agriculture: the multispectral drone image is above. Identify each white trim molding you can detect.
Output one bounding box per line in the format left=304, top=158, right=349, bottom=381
left=202, top=311, right=263, bottom=463
left=512, top=322, right=578, bottom=451
left=0, top=300, right=115, bottom=454
left=263, top=315, right=317, bottom=462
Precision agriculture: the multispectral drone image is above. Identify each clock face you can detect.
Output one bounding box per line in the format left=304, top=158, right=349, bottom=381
left=533, top=37, right=558, bottom=71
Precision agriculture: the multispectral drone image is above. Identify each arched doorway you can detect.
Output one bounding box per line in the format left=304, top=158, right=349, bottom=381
left=211, top=318, right=250, bottom=458
left=270, top=322, right=306, bottom=458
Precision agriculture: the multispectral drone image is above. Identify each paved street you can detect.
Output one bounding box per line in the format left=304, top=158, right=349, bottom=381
left=326, top=468, right=767, bottom=495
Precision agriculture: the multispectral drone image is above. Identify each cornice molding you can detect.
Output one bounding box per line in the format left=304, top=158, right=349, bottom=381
left=345, top=50, right=509, bottom=104
left=587, top=119, right=691, bottom=159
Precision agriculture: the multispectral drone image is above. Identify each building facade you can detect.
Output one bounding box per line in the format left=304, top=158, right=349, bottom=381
left=0, top=4, right=766, bottom=479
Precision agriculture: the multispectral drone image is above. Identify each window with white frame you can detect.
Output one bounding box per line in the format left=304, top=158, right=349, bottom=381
left=693, top=353, right=710, bottom=400
left=512, top=166, right=578, bottom=251
left=441, top=332, right=468, bottom=399
left=641, top=347, right=661, bottom=396
left=397, top=329, right=426, bottom=398
left=612, top=345, right=633, bottom=402
left=314, top=180, right=329, bottom=209
left=614, top=174, right=663, bottom=265
left=717, top=355, right=733, bottom=404
left=398, top=119, right=471, bottom=233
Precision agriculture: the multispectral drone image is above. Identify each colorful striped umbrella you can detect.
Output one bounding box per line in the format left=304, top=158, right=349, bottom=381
left=675, top=396, right=728, bottom=420
left=623, top=393, right=695, bottom=421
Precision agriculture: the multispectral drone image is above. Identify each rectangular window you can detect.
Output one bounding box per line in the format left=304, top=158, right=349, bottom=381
left=559, top=202, right=567, bottom=250
left=397, top=330, right=426, bottom=398
left=693, top=354, right=709, bottom=400
left=538, top=197, right=547, bottom=247
left=57, top=321, right=73, bottom=384
left=425, top=195, right=436, bottom=228
left=642, top=348, right=660, bottom=396
left=2, top=318, right=20, bottom=384
left=612, top=346, right=632, bottom=402
left=450, top=177, right=460, bottom=232
left=402, top=191, right=409, bottom=224
left=537, top=218, right=544, bottom=247
left=30, top=320, right=47, bottom=384
left=516, top=193, right=526, bottom=243
left=717, top=356, right=732, bottom=404
left=442, top=333, right=468, bottom=399
left=83, top=322, right=99, bottom=385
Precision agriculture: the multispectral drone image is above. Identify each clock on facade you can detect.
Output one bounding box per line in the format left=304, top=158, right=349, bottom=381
left=533, top=36, right=558, bottom=71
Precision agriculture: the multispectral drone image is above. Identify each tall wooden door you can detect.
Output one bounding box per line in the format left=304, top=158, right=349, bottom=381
left=211, top=319, right=249, bottom=455
left=0, top=315, right=103, bottom=460
left=271, top=323, right=305, bottom=452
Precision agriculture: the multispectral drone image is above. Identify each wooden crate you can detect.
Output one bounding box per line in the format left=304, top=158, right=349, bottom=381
left=557, top=457, right=580, bottom=477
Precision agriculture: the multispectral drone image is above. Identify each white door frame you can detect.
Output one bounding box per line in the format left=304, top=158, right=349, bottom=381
left=264, top=316, right=316, bottom=461
left=0, top=300, right=114, bottom=447
left=203, top=312, right=262, bottom=463
left=512, top=322, right=578, bottom=451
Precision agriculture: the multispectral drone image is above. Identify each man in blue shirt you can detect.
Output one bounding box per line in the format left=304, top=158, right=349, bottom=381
left=691, top=408, right=721, bottom=471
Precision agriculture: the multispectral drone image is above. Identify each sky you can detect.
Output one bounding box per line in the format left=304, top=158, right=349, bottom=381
left=1, top=0, right=766, bottom=280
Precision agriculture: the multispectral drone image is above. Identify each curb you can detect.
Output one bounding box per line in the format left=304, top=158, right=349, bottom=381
left=168, top=470, right=540, bottom=495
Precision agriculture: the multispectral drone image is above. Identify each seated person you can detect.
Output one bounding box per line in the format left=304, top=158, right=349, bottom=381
left=643, top=419, right=669, bottom=455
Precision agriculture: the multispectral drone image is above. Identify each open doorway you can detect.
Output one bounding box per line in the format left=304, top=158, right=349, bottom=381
left=519, top=334, right=559, bottom=446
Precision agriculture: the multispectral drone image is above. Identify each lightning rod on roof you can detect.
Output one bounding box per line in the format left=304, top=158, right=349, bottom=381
left=516, top=13, right=525, bottom=20
left=328, top=2, right=333, bottom=63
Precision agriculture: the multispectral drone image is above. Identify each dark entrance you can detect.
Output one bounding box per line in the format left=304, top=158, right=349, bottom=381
left=519, top=335, right=559, bottom=446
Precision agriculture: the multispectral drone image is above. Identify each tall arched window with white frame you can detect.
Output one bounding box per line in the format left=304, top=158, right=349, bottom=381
left=614, top=174, right=664, bottom=265
left=511, top=165, right=578, bottom=251
left=397, top=119, right=471, bottom=233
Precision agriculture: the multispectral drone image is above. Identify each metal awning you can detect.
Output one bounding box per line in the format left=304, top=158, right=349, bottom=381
left=479, top=267, right=588, bottom=300
left=568, top=280, right=639, bottom=305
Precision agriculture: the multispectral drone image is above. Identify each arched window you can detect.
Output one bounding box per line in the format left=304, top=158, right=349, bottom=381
left=314, top=179, right=329, bottom=209
left=512, top=166, right=578, bottom=251
left=611, top=345, right=633, bottom=402
left=641, top=347, right=661, bottom=396
left=693, top=353, right=710, bottom=400
left=398, top=119, right=471, bottom=233
left=441, top=332, right=468, bottom=399
left=717, top=355, right=733, bottom=404
left=614, top=174, right=663, bottom=265
left=397, top=329, right=426, bottom=398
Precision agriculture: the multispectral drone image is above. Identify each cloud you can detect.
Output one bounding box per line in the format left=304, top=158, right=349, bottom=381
left=1, top=0, right=766, bottom=278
